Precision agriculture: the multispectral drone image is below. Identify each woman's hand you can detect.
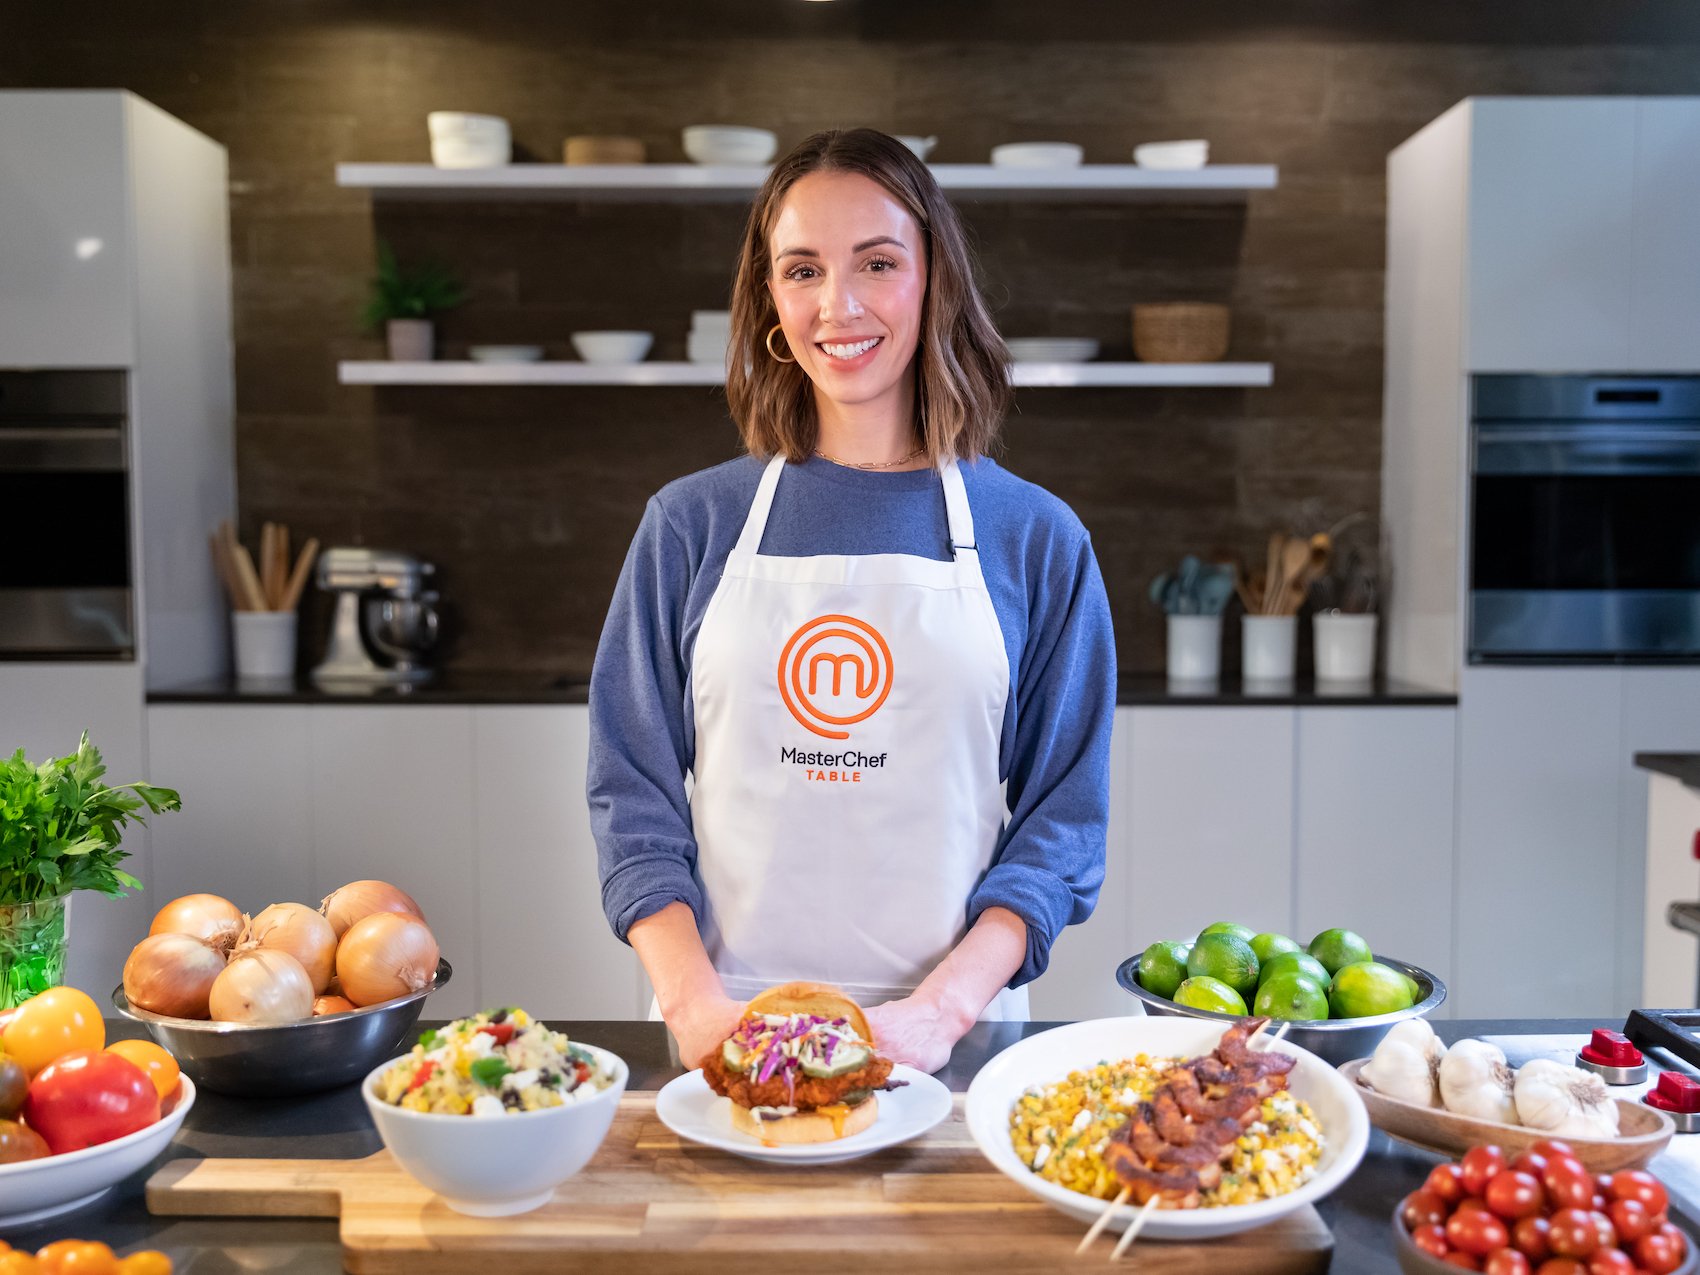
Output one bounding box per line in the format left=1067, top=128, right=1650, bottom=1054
left=667, top=992, right=745, bottom=1072
left=864, top=990, right=972, bottom=1074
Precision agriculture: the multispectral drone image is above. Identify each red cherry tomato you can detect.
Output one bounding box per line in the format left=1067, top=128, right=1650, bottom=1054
left=1485, top=1170, right=1546, bottom=1221
left=1607, top=1198, right=1653, bottom=1243
left=1545, top=1209, right=1601, bottom=1260
left=1635, top=1231, right=1685, bottom=1275
left=1486, top=1249, right=1533, bottom=1275
left=1457, top=1198, right=1496, bottom=1218
left=1586, top=1210, right=1616, bottom=1253
left=19, top=1050, right=159, bottom=1154
left=1428, top=1163, right=1469, bottom=1205
left=1607, top=1170, right=1669, bottom=1217
left=1404, top=1188, right=1450, bottom=1231
left=1533, top=1261, right=1587, bottom=1275
left=0, top=1118, right=48, bottom=1164
left=476, top=1021, right=515, bottom=1047
left=1511, top=1151, right=1550, bottom=1178
left=1544, top=1164, right=1596, bottom=1212
left=1513, top=1215, right=1552, bottom=1262
left=1450, top=1209, right=1512, bottom=1257
left=1413, top=1223, right=1451, bottom=1258
left=1584, top=1252, right=1634, bottom=1275
left=1464, top=1146, right=1509, bottom=1197
left=1444, top=1255, right=1484, bottom=1270
left=1529, top=1139, right=1576, bottom=1159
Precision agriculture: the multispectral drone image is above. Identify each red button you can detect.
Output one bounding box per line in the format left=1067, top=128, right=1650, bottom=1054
left=1581, top=1029, right=1644, bottom=1068
left=1646, top=1071, right=1700, bottom=1114
left=1692, top=828, right=1700, bottom=861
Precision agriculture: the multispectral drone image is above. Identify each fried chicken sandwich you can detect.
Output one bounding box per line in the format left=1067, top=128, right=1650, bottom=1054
left=699, top=981, right=902, bottom=1144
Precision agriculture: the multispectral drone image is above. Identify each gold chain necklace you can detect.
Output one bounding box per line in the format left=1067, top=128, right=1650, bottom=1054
left=813, top=444, right=926, bottom=471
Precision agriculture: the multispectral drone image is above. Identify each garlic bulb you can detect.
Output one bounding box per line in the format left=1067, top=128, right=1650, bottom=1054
left=1361, top=1019, right=1447, bottom=1107
left=1439, top=1039, right=1518, bottom=1124
left=1513, top=1059, right=1620, bottom=1138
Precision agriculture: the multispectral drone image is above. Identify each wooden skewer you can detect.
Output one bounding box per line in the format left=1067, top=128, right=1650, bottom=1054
left=1110, top=1194, right=1159, bottom=1261
left=229, top=539, right=267, bottom=612
left=259, top=522, right=277, bottom=609
left=280, top=538, right=320, bottom=613
left=1077, top=1185, right=1130, bottom=1254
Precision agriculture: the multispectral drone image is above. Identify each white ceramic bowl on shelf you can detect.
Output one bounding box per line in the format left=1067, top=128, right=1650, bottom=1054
left=990, top=142, right=1083, bottom=169
left=362, top=1044, right=628, bottom=1217
left=895, top=135, right=938, bottom=160
left=469, top=345, right=544, bottom=364
left=682, top=126, right=778, bottom=165
left=570, top=331, right=654, bottom=365
left=1004, top=337, right=1100, bottom=364
left=1134, top=139, right=1210, bottom=170
left=426, top=112, right=511, bottom=169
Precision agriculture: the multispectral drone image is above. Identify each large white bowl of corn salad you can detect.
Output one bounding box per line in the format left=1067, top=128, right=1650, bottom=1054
left=362, top=1008, right=626, bottom=1216
left=965, top=1016, right=1368, bottom=1240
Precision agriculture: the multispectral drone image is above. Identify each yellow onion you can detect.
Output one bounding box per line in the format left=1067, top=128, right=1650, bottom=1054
left=312, top=995, right=356, bottom=1016
left=124, top=932, right=226, bottom=1019
left=336, top=913, right=439, bottom=1007
left=240, top=903, right=337, bottom=994
left=149, top=893, right=244, bottom=956
left=319, top=880, right=424, bottom=940
left=209, top=948, right=314, bottom=1024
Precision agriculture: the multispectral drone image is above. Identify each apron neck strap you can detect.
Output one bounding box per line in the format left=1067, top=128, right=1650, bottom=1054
left=733, top=454, right=977, bottom=557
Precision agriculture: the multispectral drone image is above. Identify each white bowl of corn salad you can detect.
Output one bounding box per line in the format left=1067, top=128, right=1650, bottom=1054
left=965, top=1016, right=1369, bottom=1240
left=362, top=1008, right=627, bottom=1216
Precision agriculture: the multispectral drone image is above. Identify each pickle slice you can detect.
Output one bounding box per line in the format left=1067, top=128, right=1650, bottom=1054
left=800, top=1044, right=870, bottom=1079
left=721, top=1039, right=748, bottom=1072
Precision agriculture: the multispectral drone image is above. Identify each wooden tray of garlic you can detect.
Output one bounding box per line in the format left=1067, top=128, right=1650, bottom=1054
left=1341, top=1021, right=1675, bottom=1171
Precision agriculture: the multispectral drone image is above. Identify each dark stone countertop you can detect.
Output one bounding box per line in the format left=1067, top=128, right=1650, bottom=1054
left=1639, top=753, right=1700, bottom=792
left=1, top=1018, right=1682, bottom=1270
left=147, top=671, right=1455, bottom=708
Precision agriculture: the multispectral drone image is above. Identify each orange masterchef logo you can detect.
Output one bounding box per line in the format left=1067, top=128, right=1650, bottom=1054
left=777, top=613, right=894, bottom=740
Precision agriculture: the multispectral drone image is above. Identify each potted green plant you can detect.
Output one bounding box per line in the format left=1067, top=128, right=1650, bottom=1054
left=361, top=239, right=468, bottom=361
left=0, top=733, right=180, bottom=1009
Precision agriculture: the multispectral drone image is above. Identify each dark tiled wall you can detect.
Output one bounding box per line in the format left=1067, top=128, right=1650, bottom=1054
left=8, top=6, right=1700, bottom=676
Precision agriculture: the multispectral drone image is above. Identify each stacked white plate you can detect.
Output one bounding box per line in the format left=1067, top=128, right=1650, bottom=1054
left=683, top=126, right=777, bottom=166
left=1005, top=337, right=1100, bottom=364
left=688, top=310, right=732, bottom=366
left=990, top=142, right=1083, bottom=169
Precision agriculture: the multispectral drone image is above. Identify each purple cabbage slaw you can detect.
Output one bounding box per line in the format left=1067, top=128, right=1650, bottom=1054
left=729, top=1012, right=869, bottom=1104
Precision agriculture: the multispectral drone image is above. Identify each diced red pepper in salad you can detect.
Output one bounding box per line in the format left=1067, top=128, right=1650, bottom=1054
left=477, top=1022, right=516, bottom=1047
left=407, top=1061, right=436, bottom=1092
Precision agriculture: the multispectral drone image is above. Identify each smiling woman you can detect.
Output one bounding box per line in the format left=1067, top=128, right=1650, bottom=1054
left=587, top=128, right=1116, bottom=1080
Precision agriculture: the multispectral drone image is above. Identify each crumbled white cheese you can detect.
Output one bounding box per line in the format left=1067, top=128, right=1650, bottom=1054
left=471, top=1095, right=505, bottom=1118
left=503, top=1068, right=540, bottom=1093
left=1032, top=1145, right=1050, bottom=1170
left=466, top=1033, right=496, bottom=1059
left=1070, top=1109, right=1092, bottom=1133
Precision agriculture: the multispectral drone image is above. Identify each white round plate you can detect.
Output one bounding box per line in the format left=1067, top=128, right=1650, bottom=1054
left=655, top=1065, right=950, bottom=1165
left=965, top=1018, right=1368, bottom=1241
left=0, top=1075, right=196, bottom=1229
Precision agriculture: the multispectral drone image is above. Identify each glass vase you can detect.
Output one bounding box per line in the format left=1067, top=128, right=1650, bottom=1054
left=0, top=895, right=69, bottom=1010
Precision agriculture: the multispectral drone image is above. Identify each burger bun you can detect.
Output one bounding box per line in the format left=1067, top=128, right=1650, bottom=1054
left=730, top=1096, right=879, bottom=1144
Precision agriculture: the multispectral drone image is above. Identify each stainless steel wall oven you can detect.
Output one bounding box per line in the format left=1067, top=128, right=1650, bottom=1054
left=1470, top=374, right=1700, bottom=661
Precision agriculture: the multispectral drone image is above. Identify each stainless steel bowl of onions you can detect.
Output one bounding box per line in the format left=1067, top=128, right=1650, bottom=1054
left=113, top=881, right=450, bottom=1096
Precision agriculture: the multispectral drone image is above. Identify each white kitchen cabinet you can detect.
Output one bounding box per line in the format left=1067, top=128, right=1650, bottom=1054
left=0, top=664, right=148, bottom=999
left=1642, top=772, right=1700, bottom=1007
left=1455, top=668, right=1625, bottom=1018
left=1467, top=98, right=1638, bottom=373
left=1294, top=709, right=1457, bottom=1014
left=1630, top=100, right=1700, bottom=371
left=472, top=707, right=648, bottom=1020
left=1622, top=669, right=1700, bottom=1006
left=306, top=708, right=478, bottom=1017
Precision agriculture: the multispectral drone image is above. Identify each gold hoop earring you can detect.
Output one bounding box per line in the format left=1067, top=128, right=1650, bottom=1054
left=765, top=324, right=796, bottom=364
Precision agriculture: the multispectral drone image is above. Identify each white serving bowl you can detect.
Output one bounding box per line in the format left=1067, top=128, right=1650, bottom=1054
left=1005, top=337, right=1101, bottom=364
left=427, top=112, right=511, bottom=169
left=682, top=125, right=778, bottom=166
left=362, top=1043, right=628, bottom=1217
left=895, top=134, right=937, bottom=160
left=0, top=1076, right=196, bottom=1229
left=1134, top=139, right=1210, bottom=170
left=965, top=1016, right=1369, bottom=1241
left=469, top=345, right=544, bottom=364
left=570, top=331, right=654, bottom=364
left=990, top=142, right=1084, bottom=169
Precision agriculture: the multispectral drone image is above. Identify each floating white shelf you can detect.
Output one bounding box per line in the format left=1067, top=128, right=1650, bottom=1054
left=335, top=163, right=1278, bottom=203
left=337, top=360, right=1274, bottom=388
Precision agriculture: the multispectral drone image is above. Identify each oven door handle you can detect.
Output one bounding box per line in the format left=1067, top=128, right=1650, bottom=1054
left=0, top=428, right=126, bottom=472
left=1474, top=424, right=1700, bottom=475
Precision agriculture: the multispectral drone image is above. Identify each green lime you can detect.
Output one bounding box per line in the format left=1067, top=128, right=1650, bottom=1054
left=1400, top=971, right=1422, bottom=1003
left=1258, top=950, right=1331, bottom=989
left=1186, top=933, right=1259, bottom=1000
left=1197, top=922, right=1258, bottom=947
left=1136, top=940, right=1192, bottom=1000
left=1307, top=928, right=1374, bottom=976
left=1253, top=971, right=1330, bottom=1021
left=1173, top=976, right=1248, bottom=1016
left=1250, top=932, right=1301, bottom=965
left=1328, top=961, right=1416, bottom=1019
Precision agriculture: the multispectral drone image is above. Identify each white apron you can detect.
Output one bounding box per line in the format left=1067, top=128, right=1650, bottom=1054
left=685, top=455, right=1028, bottom=1022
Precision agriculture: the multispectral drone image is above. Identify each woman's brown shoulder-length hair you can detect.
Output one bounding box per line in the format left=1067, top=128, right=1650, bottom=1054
left=725, top=128, right=1011, bottom=464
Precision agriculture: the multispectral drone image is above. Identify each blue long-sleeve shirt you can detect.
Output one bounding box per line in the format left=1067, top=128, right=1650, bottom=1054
left=587, top=453, right=1115, bottom=988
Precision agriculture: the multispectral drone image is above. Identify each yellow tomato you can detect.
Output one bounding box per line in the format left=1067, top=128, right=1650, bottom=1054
left=32, top=1241, right=81, bottom=1273
left=115, top=1256, right=171, bottom=1275
left=4, top=989, right=104, bottom=1076
left=0, top=1252, right=40, bottom=1274
left=52, top=1245, right=116, bottom=1275
left=104, top=1041, right=179, bottom=1101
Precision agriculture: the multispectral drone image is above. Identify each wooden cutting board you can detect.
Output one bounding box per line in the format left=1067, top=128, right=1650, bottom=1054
left=146, top=1094, right=1331, bottom=1273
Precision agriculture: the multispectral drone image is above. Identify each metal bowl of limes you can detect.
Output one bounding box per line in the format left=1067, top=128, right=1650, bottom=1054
left=1115, top=944, right=1446, bottom=1067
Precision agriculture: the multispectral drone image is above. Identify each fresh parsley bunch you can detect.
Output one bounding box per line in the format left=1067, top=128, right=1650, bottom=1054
left=0, top=733, right=180, bottom=904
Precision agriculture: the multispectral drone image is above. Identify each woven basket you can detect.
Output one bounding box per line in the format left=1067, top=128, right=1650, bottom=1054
left=1132, top=302, right=1231, bottom=363
left=564, top=135, right=646, bottom=165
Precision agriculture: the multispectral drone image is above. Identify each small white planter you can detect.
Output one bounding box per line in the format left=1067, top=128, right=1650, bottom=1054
left=1242, top=614, right=1297, bottom=683
left=233, top=611, right=296, bottom=681
left=1314, top=611, right=1378, bottom=682
left=1166, top=614, right=1222, bottom=683
left=387, top=319, right=434, bottom=361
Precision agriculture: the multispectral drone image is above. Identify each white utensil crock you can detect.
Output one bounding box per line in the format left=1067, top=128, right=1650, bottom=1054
left=233, top=611, right=296, bottom=681
left=387, top=319, right=433, bottom=361
left=1314, top=611, right=1378, bottom=682
left=1166, top=614, right=1222, bottom=682
left=1242, top=614, right=1297, bottom=682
